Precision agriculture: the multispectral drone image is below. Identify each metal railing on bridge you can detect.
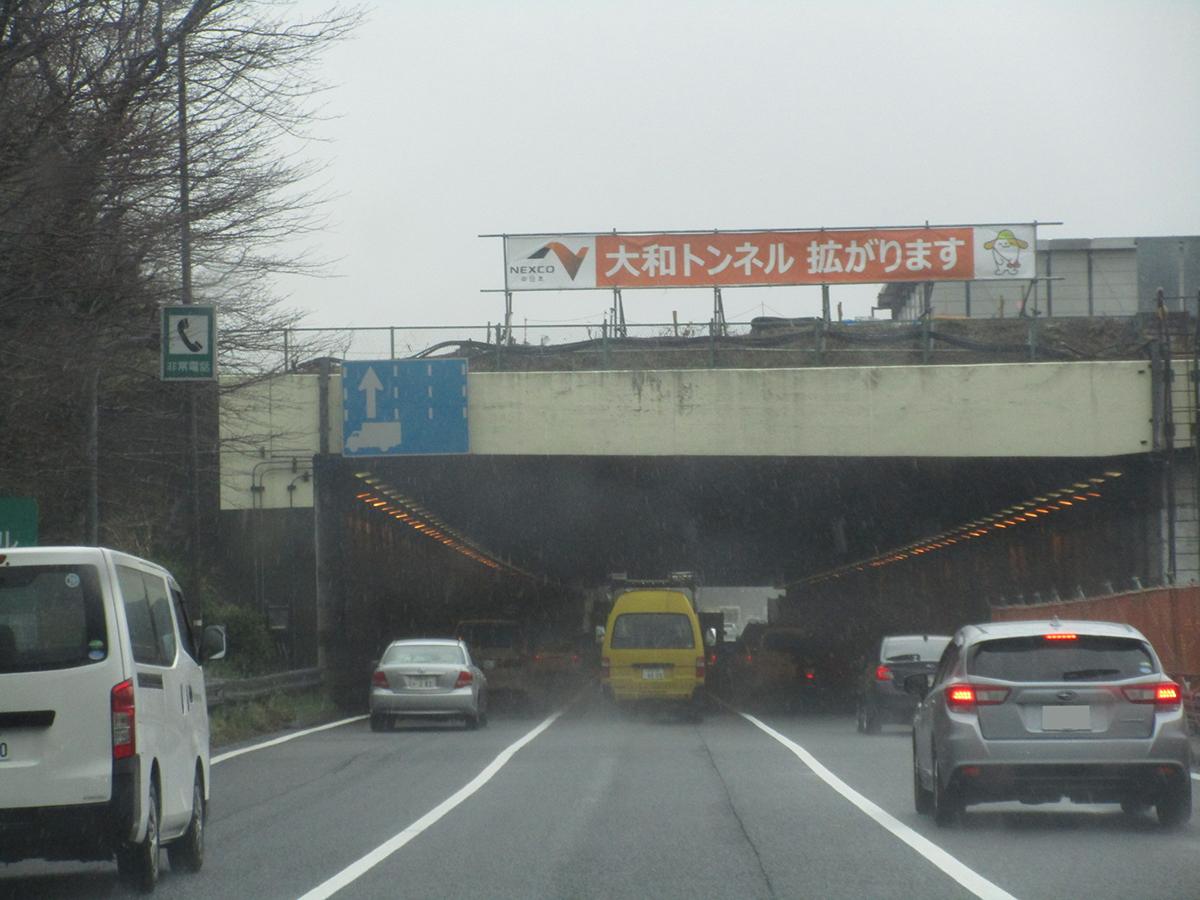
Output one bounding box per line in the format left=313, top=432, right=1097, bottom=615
left=223, top=313, right=1170, bottom=375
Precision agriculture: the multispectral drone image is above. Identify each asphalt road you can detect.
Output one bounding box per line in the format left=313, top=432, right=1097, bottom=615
left=3, top=687, right=1198, bottom=899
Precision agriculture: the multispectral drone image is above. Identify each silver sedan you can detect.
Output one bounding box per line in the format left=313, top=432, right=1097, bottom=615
left=369, top=639, right=488, bottom=731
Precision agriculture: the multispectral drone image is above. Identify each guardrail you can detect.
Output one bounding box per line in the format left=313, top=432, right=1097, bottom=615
left=205, top=667, right=323, bottom=709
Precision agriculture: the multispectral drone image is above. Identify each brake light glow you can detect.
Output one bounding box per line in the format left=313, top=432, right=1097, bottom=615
left=875, top=664, right=892, bottom=682
left=1123, top=682, right=1182, bottom=709
left=111, top=679, right=135, bottom=760
left=454, top=670, right=473, bottom=689
left=371, top=670, right=388, bottom=688
left=1044, top=633, right=1078, bottom=641
left=945, top=683, right=1009, bottom=710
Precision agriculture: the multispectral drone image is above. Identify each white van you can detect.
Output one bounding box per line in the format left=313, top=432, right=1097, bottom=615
left=0, top=547, right=226, bottom=891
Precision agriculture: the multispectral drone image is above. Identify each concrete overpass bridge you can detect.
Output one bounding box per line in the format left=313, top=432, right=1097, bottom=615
left=217, top=320, right=1199, bottom=702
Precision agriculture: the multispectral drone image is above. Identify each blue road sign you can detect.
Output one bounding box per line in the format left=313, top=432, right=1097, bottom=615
left=342, top=359, right=468, bottom=456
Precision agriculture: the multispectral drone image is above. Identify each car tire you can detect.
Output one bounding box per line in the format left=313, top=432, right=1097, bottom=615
left=863, top=703, right=881, bottom=735
left=167, top=773, right=205, bottom=874
left=913, top=743, right=934, bottom=815
left=1156, top=774, right=1192, bottom=828
left=117, top=778, right=160, bottom=892
left=932, top=757, right=961, bottom=827
left=465, top=712, right=480, bottom=730
left=369, top=712, right=388, bottom=732
left=855, top=700, right=867, bottom=733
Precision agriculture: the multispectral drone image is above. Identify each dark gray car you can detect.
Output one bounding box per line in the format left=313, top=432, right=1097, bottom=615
left=910, top=619, right=1191, bottom=827
left=856, top=634, right=951, bottom=733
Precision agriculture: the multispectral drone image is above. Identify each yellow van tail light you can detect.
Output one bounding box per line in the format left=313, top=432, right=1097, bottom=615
left=600, top=656, right=610, bottom=680
left=695, top=657, right=705, bottom=680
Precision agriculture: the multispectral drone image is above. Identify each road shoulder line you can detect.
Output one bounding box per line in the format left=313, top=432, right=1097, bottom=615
left=211, top=715, right=369, bottom=765
left=740, top=712, right=1018, bottom=900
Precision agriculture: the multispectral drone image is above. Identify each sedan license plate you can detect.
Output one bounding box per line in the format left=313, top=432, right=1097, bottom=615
left=408, top=676, right=437, bottom=689
left=1042, top=704, right=1091, bottom=731
left=641, top=668, right=666, bottom=681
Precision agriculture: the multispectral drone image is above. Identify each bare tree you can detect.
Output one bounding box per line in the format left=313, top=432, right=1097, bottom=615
left=0, top=1, right=359, bottom=552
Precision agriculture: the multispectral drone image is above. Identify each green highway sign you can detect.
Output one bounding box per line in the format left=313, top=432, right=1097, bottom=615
left=161, top=304, right=217, bottom=381
left=0, top=497, right=38, bottom=547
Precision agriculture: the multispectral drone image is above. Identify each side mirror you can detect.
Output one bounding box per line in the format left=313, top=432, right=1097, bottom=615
left=201, top=624, right=227, bottom=662
left=594, top=625, right=606, bottom=645
left=704, top=628, right=717, bottom=648
left=902, top=673, right=931, bottom=697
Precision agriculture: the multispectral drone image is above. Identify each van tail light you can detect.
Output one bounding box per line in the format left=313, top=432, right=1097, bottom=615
left=454, top=670, right=473, bottom=689
left=804, top=668, right=816, bottom=681
left=111, top=679, right=135, bottom=760
left=600, top=656, right=610, bottom=680
left=695, top=657, right=706, bottom=680
left=875, top=664, right=892, bottom=682
left=945, top=683, right=1009, bottom=711
left=371, top=670, right=388, bottom=688
left=1123, top=682, right=1181, bottom=710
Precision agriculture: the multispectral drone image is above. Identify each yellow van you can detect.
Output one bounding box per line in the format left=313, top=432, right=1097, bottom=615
left=601, top=589, right=706, bottom=719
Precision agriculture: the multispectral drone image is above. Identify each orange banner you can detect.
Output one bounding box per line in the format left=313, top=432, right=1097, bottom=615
left=594, top=228, right=976, bottom=288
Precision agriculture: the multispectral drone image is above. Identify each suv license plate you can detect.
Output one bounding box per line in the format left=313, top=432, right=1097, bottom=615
left=1042, top=705, right=1091, bottom=731
left=641, top=668, right=666, bottom=681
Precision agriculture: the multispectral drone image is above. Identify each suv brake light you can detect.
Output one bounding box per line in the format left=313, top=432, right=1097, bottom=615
left=945, top=683, right=1009, bottom=710
left=875, top=664, right=892, bottom=681
left=111, top=679, right=135, bottom=760
left=454, top=670, right=473, bottom=689
left=1123, top=682, right=1181, bottom=709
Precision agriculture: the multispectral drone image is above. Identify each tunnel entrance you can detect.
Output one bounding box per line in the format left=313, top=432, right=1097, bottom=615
left=312, top=452, right=1156, bottom=706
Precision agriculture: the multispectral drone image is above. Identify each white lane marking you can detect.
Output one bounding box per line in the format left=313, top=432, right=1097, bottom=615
left=211, top=716, right=368, bottom=765
left=298, top=709, right=564, bottom=900
left=740, top=712, right=1018, bottom=900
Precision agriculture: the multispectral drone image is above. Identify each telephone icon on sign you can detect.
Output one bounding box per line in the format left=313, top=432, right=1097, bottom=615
left=177, top=318, right=203, bottom=353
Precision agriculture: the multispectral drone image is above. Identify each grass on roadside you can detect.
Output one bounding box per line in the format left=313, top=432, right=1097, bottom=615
left=209, top=688, right=342, bottom=748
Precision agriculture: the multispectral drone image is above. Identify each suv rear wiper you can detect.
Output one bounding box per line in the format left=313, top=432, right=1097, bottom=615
left=885, top=653, right=921, bottom=662
left=1061, top=668, right=1122, bottom=680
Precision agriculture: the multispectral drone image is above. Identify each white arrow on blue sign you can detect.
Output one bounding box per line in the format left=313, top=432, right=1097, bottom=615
left=341, top=359, right=468, bottom=456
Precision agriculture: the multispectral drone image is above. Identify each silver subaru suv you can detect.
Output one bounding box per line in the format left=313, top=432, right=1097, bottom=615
left=910, top=619, right=1192, bottom=827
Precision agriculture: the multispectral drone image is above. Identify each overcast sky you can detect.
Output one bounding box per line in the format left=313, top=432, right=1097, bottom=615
left=277, top=0, right=1200, bottom=338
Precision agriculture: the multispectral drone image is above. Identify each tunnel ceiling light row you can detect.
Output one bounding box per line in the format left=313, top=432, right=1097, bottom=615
left=794, top=469, right=1123, bottom=588
left=352, top=473, right=535, bottom=578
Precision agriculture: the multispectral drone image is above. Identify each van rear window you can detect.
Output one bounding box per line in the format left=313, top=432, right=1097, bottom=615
left=611, top=613, right=695, bottom=650
left=0, top=565, right=107, bottom=673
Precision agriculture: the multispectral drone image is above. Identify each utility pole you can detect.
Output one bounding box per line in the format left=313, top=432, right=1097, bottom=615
left=178, top=35, right=201, bottom=595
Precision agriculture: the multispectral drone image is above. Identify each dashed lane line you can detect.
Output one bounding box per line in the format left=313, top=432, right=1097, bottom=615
left=740, top=712, right=1019, bottom=900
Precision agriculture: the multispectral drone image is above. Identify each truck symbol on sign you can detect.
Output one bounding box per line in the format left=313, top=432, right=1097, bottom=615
left=345, top=422, right=404, bottom=453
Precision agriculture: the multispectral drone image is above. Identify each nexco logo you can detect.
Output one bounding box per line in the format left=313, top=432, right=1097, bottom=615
left=509, top=264, right=557, bottom=275
left=517, top=242, right=589, bottom=280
